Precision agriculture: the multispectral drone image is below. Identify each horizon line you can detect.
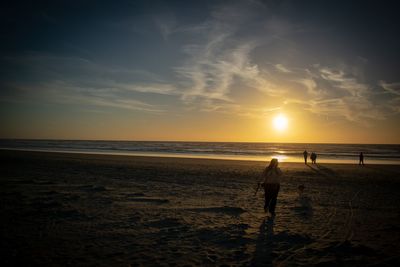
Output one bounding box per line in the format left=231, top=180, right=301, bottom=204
left=0, top=138, right=399, bottom=146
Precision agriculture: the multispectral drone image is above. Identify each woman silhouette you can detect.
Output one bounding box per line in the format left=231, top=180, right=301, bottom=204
left=259, top=158, right=282, bottom=217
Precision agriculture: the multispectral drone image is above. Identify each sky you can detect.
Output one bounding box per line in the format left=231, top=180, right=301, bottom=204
left=1, top=0, right=400, bottom=143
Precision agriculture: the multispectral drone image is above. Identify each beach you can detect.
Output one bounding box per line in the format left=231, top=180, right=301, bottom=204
left=1, top=150, right=399, bottom=266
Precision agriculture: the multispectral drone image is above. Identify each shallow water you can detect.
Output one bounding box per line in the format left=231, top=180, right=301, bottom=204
left=1, top=140, right=400, bottom=164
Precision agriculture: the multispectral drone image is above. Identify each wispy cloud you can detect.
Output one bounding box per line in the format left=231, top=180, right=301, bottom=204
left=281, top=64, right=395, bottom=124
left=1, top=0, right=399, bottom=127
left=294, top=78, right=319, bottom=96
left=176, top=40, right=262, bottom=102
left=154, top=12, right=177, bottom=41
left=379, top=81, right=400, bottom=96
left=275, top=64, right=292, bottom=73
left=173, top=1, right=286, bottom=111
left=388, top=97, right=400, bottom=113
left=0, top=54, right=174, bottom=113
left=146, top=0, right=400, bottom=124
left=1, top=81, right=166, bottom=113
left=306, top=66, right=390, bottom=122
left=319, top=67, right=369, bottom=97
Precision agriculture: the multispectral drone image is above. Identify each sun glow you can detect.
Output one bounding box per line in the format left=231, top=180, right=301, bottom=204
left=273, top=114, right=288, bottom=131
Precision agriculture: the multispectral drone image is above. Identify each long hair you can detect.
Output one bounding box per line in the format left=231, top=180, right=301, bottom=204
left=264, top=158, right=279, bottom=175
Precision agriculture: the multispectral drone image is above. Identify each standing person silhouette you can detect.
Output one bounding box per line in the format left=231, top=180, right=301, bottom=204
left=303, top=150, right=308, bottom=164
left=359, top=152, right=364, bottom=165
left=258, top=158, right=282, bottom=218
left=310, top=152, right=317, bottom=164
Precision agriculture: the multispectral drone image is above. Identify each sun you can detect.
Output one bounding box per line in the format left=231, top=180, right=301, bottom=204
left=273, top=114, right=288, bottom=131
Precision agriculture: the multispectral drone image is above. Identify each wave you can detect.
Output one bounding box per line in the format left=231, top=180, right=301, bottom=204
left=1, top=139, right=399, bottom=163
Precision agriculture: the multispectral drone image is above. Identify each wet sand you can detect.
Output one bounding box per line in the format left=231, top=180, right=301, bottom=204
left=1, top=150, right=400, bottom=266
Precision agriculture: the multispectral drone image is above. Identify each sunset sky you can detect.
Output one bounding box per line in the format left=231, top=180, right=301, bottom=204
left=1, top=0, right=399, bottom=143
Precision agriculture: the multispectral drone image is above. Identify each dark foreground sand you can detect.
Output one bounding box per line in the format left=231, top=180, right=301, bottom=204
left=1, top=150, right=400, bottom=266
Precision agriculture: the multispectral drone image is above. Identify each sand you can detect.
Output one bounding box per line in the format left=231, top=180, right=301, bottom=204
left=1, top=150, right=400, bottom=266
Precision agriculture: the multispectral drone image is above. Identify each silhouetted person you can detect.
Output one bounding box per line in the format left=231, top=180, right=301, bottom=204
left=303, top=150, right=308, bottom=164
left=258, top=158, right=282, bottom=217
left=310, top=152, right=317, bottom=164
left=359, top=152, right=364, bottom=165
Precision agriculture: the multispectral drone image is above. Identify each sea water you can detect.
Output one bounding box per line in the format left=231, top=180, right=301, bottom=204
left=1, top=139, right=399, bottom=165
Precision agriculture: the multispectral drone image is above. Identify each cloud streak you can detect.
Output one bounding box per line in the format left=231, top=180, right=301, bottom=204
left=1, top=0, right=399, bottom=127
left=379, top=81, right=400, bottom=96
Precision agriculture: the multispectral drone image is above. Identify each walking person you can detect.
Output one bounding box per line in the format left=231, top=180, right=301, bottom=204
left=258, top=158, right=282, bottom=218
left=359, top=152, right=364, bottom=165
left=310, top=152, right=316, bottom=164
left=303, top=150, right=308, bottom=164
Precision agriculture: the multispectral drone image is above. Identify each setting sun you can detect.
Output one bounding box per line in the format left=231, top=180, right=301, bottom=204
left=273, top=114, right=288, bottom=131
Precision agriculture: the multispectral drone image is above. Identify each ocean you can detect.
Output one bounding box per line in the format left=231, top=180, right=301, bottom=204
left=0, top=139, right=399, bottom=165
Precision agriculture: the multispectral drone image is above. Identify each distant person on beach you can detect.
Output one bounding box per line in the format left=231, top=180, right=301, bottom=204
left=310, top=152, right=317, bottom=164
left=359, top=152, right=364, bottom=165
left=258, top=158, right=282, bottom=217
left=303, top=150, right=308, bottom=164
